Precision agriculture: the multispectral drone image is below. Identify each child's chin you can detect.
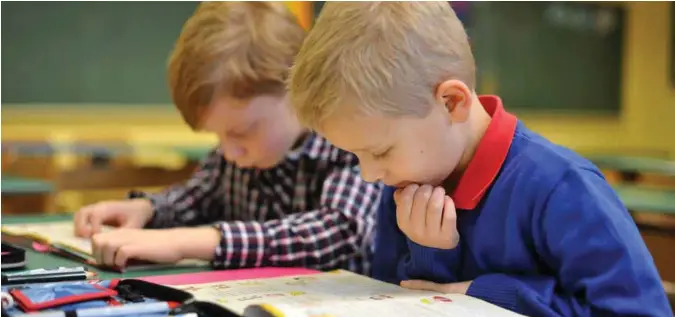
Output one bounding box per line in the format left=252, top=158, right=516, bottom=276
left=391, top=181, right=414, bottom=189
left=248, top=158, right=283, bottom=170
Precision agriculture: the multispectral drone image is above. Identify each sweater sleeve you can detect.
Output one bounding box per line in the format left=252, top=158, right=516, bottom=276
left=371, top=186, right=410, bottom=283
left=467, top=168, right=671, bottom=317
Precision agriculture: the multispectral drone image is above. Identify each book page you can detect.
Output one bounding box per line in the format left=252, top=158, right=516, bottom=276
left=2, top=221, right=110, bottom=254
left=178, top=270, right=523, bottom=317
left=1, top=221, right=207, bottom=268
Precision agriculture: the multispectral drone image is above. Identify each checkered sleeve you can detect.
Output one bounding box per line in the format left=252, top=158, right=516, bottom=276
left=143, top=148, right=227, bottom=228
left=212, top=164, right=382, bottom=272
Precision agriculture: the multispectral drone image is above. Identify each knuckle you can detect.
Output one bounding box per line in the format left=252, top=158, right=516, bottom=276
left=418, top=185, right=433, bottom=199
left=117, top=246, right=129, bottom=258
left=430, top=197, right=444, bottom=211
left=91, top=234, right=106, bottom=247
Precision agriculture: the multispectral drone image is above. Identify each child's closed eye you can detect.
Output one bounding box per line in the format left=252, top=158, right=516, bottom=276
left=228, top=122, right=257, bottom=138
left=372, top=147, right=391, bottom=160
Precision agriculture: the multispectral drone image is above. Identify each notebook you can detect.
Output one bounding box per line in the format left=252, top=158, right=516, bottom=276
left=174, top=270, right=524, bottom=317
left=1, top=221, right=208, bottom=272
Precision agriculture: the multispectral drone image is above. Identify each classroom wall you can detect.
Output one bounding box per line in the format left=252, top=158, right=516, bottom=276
left=518, top=2, right=675, bottom=158
left=2, top=2, right=674, bottom=158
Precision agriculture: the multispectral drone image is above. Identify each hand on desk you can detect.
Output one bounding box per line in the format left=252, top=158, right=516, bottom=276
left=74, top=199, right=154, bottom=238
left=91, top=227, right=221, bottom=267
left=401, top=280, right=472, bottom=295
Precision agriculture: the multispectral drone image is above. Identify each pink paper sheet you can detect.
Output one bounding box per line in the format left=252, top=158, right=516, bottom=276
left=140, top=267, right=319, bottom=286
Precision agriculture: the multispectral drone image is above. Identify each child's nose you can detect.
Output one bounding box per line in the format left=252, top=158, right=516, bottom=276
left=221, top=143, right=245, bottom=161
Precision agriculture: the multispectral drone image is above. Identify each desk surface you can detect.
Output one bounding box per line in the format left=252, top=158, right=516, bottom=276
left=614, top=185, right=675, bottom=214
left=2, top=214, right=209, bottom=279
left=1, top=176, right=54, bottom=194
left=588, top=155, right=675, bottom=176
left=172, top=146, right=212, bottom=162
left=4, top=183, right=673, bottom=278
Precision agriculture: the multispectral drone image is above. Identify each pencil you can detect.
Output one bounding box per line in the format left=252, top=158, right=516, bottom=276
left=2, top=271, right=96, bottom=285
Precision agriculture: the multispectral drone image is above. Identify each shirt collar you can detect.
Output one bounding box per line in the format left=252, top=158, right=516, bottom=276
left=286, top=132, right=316, bottom=161
left=451, top=95, right=518, bottom=210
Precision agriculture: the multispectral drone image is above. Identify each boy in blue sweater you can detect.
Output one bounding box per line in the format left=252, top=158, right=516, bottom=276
left=288, top=2, right=671, bottom=316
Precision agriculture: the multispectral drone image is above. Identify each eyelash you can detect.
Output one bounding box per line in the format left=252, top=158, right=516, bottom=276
left=373, top=148, right=391, bottom=160
left=228, top=124, right=255, bottom=138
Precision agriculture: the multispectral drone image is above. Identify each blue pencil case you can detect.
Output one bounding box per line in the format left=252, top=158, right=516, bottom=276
left=1, top=278, right=247, bottom=317
left=1, top=279, right=190, bottom=316
left=4, top=280, right=118, bottom=312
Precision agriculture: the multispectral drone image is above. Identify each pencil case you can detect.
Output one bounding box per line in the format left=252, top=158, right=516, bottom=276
left=1, top=279, right=195, bottom=316
left=0, top=243, right=26, bottom=271
left=4, top=280, right=120, bottom=312
left=1, top=276, right=251, bottom=317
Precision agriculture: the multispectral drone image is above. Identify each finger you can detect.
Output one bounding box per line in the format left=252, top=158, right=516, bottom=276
left=426, top=187, right=446, bottom=229
left=441, top=196, right=459, bottom=246
left=102, top=238, right=120, bottom=267
left=74, top=208, right=91, bottom=238
left=400, top=280, right=452, bottom=293
left=393, top=189, right=402, bottom=205
left=395, top=184, right=419, bottom=227
left=88, top=211, right=103, bottom=236
left=116, top=243, right=177, bottom=267
left=410, top=185, right=433, bottom=227
left=120, top=219, right=138, bottom=229
left=114, top=244, right=143, bottom=268
left=91, top=234, right=104, bottom=265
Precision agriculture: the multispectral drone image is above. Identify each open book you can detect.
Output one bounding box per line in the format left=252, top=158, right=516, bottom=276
left=1, top=221, right=207, bottom=272
left=176, top=270, right=524, bottom=317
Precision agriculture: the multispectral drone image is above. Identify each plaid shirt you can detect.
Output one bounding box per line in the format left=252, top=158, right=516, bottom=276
left=141, top=133, right=381, bottom=274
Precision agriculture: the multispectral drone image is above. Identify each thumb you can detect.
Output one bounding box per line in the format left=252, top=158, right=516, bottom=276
left=441, top=196, right=457, bottom=227
left=400, top=280, right=451, bottom=293
left=88, top=212, right=103, bottom=235
left=393, top=189, right=402, bottom=205
left=120, top=217, right=145, bottom=229
left=119, top=208, right=151, bottom=229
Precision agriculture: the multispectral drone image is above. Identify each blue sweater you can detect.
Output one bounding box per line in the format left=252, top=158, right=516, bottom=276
left=372, top=97, right=671, bottom=316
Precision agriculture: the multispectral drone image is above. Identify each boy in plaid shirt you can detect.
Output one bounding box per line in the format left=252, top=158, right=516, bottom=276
left=73, top=2, right=381, bottom=274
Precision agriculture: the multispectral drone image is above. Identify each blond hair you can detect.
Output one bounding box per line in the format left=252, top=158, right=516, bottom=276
left=289, top=2, right=475, bottom=130
left=169, top=1, right=306, bottom=129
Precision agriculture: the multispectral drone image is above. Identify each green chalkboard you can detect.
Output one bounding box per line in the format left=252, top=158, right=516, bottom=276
left=1, top=1, right=199, bottom=104
left=468, top=2, right=624, bottom=114
left=311, top=2, right=624, bottom=114
left=671, top=1, right=675, bottom=88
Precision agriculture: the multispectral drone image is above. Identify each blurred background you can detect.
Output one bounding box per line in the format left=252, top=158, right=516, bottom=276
left=1, top=0, right=674, bottom=293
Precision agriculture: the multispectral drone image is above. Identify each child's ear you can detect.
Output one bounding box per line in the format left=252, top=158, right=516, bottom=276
left=435, top=79, right=472, bottom=123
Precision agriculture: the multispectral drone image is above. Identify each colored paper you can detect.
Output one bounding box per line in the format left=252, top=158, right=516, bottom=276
left=140, top=267, right=319, bottom=286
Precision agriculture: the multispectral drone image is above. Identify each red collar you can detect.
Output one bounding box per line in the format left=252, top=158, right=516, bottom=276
left=451, top=95, right=518, bottom=210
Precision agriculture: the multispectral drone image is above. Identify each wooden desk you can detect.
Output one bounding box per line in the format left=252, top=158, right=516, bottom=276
left=614, top=185, right=675, bottom=283
left=589, top=155, right=675, bottom=177
left=1, top=176, right=55, bottom=214
left=615, top=185, right=675, bottom=216
left=589, top=155, right=675, bottom=187
left=173, top=145, right=212, bottom=162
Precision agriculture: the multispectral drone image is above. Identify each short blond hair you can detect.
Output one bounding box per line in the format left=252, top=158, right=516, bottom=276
left=169, top=2, right=306, bottom=129
left=289, top=2, right=475, bottom=130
